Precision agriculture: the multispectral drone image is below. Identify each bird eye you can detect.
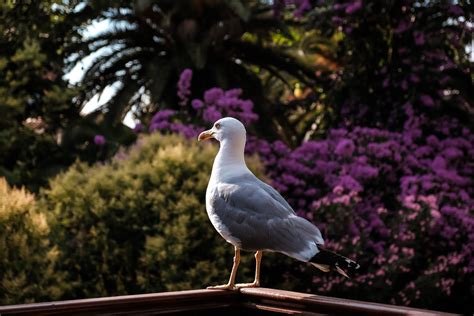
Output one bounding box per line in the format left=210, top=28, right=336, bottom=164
left=215, top=123, right=221, bottom=129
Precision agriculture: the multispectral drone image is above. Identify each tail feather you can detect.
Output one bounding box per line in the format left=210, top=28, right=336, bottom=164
left=310, top=246, right=360, bottom=278
left=310, top=263, right=330, bottom=273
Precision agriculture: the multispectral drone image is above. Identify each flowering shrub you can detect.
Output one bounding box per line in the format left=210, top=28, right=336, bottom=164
left=177, top=69, right=192, bottom=106
left=148, top=109, right=200, bottom=139
left=256, top=112, right=473, bottom=311
left=134, top=0, right=473, bottom=312
left=43, top=134, right=264, bottom=299
left=194, top=88, right=258, bottom=125
left=260, top=4, right=472, bottom=312
left=306, top=0, right=471, bottom=129
left=142, top=59, right=472, bottom=314
left=147, top=69, right=258, bottom=139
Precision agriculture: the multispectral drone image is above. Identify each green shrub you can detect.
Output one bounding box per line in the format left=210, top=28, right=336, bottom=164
left=0, top=178, right=62, bottom=304
left=42, top=133, right=263, bottom=299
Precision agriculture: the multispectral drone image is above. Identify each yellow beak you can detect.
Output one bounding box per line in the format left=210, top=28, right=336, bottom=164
left=198, top=129, right=214, bottom=141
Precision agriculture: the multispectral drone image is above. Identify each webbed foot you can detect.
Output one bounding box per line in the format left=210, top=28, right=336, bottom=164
left=207, top=283, right=237, bottom=290
left=235, top=281, right=260, bottom=289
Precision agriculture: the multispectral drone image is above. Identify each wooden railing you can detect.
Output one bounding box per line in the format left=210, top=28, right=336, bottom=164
left=0, top=288, right=457, bottom=316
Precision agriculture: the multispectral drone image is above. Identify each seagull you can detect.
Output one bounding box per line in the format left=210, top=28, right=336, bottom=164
left=198, top=117, right=360, bottom=290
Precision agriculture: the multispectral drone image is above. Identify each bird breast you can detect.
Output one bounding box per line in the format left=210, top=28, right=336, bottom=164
left=205, top=183, right=242, bottom=247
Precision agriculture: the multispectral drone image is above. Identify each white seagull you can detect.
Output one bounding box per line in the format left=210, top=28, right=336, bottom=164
left=198, top=117, right=360, bottom=290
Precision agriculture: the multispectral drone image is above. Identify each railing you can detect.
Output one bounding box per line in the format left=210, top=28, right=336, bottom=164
left=0, top=288, right=457, bottom=316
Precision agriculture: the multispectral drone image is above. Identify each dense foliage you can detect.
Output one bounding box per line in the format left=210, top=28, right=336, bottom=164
left=0, top=179, right=62, bottom=304
left=306, top=0, right=473, bottom=128
left=262, top=122, right=474, bottom=312
left=42, top=134, right=262, bottom=298
left=131, top=0, right=473, bottom=312
left=141, top=69, right=473, bottom=313
left=0, top=0, right=472, bottom=313
left=66, top=0, right=319, bottom=141
left=0, top=1, right=79, bottom=190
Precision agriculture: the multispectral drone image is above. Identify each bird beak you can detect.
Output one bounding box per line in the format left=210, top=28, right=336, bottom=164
left=198, top=129, right=214, bottom=142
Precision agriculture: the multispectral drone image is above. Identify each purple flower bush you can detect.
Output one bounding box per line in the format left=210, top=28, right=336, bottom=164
left=254, top=113, right=473, bottom=309
left=177, top=68, right=192, bottom=106
left=271, top=1, right=472, bottom=311
left=148, top=109, right=200, bottom=139
left=140, top=0, right=473, bottom=311
left=307, top=1, right=471, bottom=131
left=198, top=88, right=258, bottom=125
left=146, top=70, right=258, bottom=139
left=145, top=66, right=473, bottom=311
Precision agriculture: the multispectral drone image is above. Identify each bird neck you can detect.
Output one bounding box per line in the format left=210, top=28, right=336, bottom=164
left=211, top=138, right=248, bottom=181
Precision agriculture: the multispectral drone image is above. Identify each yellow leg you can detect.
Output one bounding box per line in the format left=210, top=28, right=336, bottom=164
left=235, top=250, right=263, bottom=288
left=207, top=246, right=240, bottom=290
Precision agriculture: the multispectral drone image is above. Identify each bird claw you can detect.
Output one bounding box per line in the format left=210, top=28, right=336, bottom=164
left=207, top=284, right=237, bottom=290
left=235, top=282, right=260, bottom=289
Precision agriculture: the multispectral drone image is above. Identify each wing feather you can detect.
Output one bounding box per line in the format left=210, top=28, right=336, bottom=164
left=209, top=174, right=324, bottom=261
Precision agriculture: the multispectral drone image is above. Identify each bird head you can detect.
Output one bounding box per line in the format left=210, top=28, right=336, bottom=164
left=198, top=117, right=246, bottom=143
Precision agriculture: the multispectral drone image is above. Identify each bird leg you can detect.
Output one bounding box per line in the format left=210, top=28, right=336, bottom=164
left=235, top=250, right=263, bottom=288
left=207, top=246, right=240, bottom=290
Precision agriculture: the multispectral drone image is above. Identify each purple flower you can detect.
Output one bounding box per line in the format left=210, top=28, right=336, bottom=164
left=149, top=121, right=170, bottom=132
left=191, top=99, right=204, bottom=110
left=443, top=147, right=463, bottom=160
left=431, top=156, right=446, bottom=171
left=409, top=74, right=420, bottom=83
left=448, top=5, right=463, bottom=16
left=204, top=88, right=224, bottom=105
left=177, top=68, right=193, bottom=106
left=335, top=139, right=355, bottom=157
left=295, top=0, right=311, bottom=17
left=225, top=88, right=243, bottom=98
left=414, top=31, right=425, bottom=46
left=151, top=109, right=176, bottom=124
left=394, top=20, right=411, bottom=34
left=149, top=110, right=178, bottom=132
left=149, top=123, right=159, bottom=133
left=331, top=16, right=344, bottom=25
left=133, top=123, right=144, bottom=133
left=338, top=175, right=363, bottom=192
left=420, top=95, right=435, bottom=107
left=203, top=106, right=222, bottom=123
left=190, top=87, right=258, bottom=125
left=345, top=0, right=362, bottom=14
left=94, top=135, right=106, bottom=145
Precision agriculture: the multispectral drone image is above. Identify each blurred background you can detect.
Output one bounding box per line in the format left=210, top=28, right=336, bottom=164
left=0, top=0, right=472, bottom=313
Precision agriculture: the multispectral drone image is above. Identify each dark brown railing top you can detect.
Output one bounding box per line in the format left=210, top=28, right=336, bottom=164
left=0, top=287, right=457, bottom=316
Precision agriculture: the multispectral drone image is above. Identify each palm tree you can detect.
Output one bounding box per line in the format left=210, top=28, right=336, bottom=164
left=65, top=0, right=323, bottom=140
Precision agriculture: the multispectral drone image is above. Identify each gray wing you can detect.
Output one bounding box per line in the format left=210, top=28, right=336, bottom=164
left=211, top=174, right=324, bottom=262
left=252, top=176, right=296, bottom=215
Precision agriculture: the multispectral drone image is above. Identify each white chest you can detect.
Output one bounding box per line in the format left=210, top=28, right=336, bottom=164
left=205, top=183, right=241, bottom=246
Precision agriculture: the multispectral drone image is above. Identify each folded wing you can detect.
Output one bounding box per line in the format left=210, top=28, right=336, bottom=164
left=211, top=174, right=324, bottom=261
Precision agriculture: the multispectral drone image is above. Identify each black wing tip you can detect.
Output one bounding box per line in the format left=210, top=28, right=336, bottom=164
left=310, top=246, right=361, bottom=278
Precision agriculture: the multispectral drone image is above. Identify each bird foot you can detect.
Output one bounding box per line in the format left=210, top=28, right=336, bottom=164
left=207, top=284, right=237, bottom=290
left=235, top=281, right=260, bottom=289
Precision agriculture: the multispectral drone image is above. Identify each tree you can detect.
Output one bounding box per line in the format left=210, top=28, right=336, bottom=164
left=66, top=0, right=324, bottom=141
left=42, top=133, right=263, bottom=298
left=0, top=178, right=64, bottom=304
left=0, top=1, right=78, bottom=191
